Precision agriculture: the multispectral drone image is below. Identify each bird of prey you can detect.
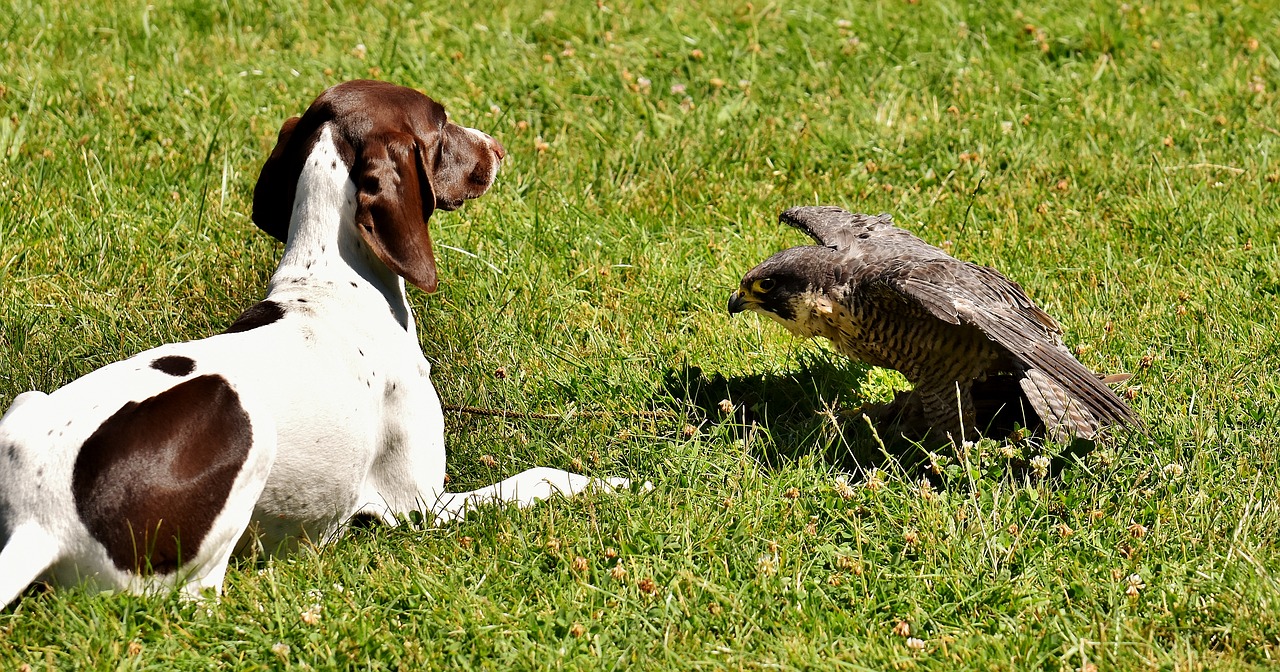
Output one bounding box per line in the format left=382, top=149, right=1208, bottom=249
left=727, top=206, right=1143, bottom=443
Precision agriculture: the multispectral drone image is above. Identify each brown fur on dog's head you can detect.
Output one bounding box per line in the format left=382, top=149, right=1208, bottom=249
left=252, top=80, right=505, bottom=292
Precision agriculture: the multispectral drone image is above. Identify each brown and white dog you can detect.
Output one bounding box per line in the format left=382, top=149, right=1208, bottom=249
left=0, top=80, right=631, bottom=608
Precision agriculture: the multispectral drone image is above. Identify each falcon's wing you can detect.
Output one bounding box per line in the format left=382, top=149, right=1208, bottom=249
left=867, top=259, right=1143, bottom=433
left=779, top=206, right=894, bottom=250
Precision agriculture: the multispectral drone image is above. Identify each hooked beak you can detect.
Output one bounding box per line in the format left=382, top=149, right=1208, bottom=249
left=727, top=290, right=748, bottom=315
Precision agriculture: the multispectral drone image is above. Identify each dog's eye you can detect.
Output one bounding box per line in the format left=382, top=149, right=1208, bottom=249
left=755, top=278, right=776, bottom=293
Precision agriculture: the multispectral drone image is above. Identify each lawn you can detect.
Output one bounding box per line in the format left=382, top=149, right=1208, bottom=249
left=2, top=0, right=1279, bottom=668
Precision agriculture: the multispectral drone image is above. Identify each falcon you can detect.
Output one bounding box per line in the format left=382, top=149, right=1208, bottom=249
left=727, top=206, right=1143, bottom=443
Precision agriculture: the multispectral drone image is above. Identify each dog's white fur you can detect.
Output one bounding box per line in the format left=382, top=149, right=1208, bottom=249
left=0, top=82, right=630, bottom=609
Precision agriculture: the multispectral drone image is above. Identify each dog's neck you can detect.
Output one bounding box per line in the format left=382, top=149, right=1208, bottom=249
left=269, top=126, right=412, bottom=329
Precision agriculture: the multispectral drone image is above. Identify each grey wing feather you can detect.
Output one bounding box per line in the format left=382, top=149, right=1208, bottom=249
left=875, top=259, right=1143, bottom=433
left=779, top=206, right=894, bottom=250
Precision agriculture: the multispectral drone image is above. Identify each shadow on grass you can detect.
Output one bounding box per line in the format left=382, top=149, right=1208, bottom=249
left=660, top=357, right=934, bottom=475
left=662, top=358, right=1101, bottom=480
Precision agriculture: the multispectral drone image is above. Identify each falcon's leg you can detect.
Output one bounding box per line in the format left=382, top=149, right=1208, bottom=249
left=917, top=381, right=977, bottom=444
left=847, top=390, right=923, bottom=427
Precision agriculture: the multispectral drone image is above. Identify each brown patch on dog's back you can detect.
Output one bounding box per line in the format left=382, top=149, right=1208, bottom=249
left=72, top=375, right=253, bottom=574
left=223, top=300, right=286, bottom=334
left=150, top=355, right=196, bottom=377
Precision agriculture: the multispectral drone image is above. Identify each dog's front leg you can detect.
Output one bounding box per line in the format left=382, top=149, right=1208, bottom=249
left=430, top=467, right=634, bottom=524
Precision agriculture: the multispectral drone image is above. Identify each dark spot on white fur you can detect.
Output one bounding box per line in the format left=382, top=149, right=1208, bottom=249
left=72, top=375, right=253, bottom=575
left=151, top=355, right=196, bottom=377
left=224, top=300, right=286, bottom=334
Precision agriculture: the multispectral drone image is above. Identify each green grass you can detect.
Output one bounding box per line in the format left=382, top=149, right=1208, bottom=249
left=3, top=0, right=1280, bottom=668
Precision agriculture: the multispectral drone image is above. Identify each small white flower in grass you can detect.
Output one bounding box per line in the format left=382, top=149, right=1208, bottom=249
left=1125, top=573, right=1145, bottom=596
left=671, top=83, right=687, bottom=95
left=1030, top=455, right=1051, bottom=479
left=636, top=77, right=652, bottom=90
left=833, top=475, right=856, bottom=500
left=333, top=583, right=344, bottom=594
left=835, top=19, right=852, bottom=28
left=757, top=552, right=779, bottom=577
left=271, top=642, right=290, bottom=657
left=352, top=43, right=367, bottom=59
left=301, top=603, right=322, bottom=625
left=738, top=79, right=752, bottom=89
left=1001, top=120, right=1014, bottom=134
left=906, top=637, right=926, bottom=650
left=1162, top=463, right=1185, bottom=480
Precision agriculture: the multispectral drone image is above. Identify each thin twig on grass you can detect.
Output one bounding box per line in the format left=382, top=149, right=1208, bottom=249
left=441, top=403, right=679, bottom=421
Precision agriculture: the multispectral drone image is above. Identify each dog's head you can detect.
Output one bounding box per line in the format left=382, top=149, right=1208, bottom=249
left=252, top=80, right=505, bottom=292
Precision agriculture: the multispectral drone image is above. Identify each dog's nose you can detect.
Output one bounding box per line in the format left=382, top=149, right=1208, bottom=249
left=464, top=126, right=505, bottom=162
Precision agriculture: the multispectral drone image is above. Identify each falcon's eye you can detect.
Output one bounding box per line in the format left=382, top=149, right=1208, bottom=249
left=754, top=278, right=777, bottom=293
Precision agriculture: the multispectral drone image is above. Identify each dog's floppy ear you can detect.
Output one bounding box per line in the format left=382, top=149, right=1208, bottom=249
left=252, top=116, right=302, bottom=243
left=354, top=131, right=439, bottom=292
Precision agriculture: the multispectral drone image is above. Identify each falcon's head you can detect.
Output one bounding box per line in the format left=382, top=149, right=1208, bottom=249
left=728, top=246, right=842, bottom=337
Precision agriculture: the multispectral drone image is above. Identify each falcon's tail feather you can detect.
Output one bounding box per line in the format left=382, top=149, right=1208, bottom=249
left=1017, top=343, right=1145, bottom=441
left=1020, top=369, right=1102, bottom=442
